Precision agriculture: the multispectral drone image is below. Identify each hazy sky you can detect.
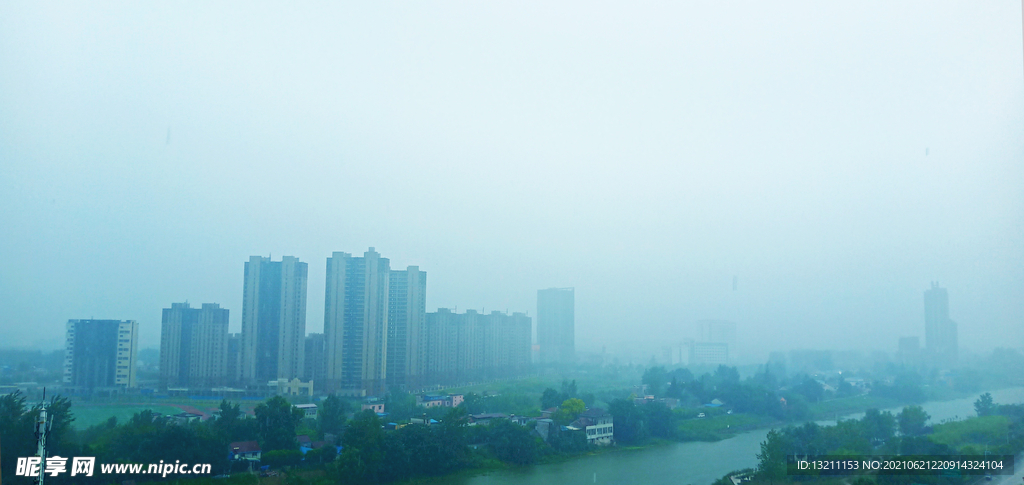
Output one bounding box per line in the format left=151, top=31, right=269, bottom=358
left=1, top=1, right=1022, bottom=362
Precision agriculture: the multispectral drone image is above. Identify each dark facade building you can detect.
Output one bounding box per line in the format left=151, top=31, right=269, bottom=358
left=63, top=319, right=138, bottom=390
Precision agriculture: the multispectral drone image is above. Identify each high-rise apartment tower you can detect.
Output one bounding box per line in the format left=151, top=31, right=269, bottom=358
left=240, top=256, right=308, bottom=384
left=923, top=282, right=958, bottom=367
left=160, top=302, right=229, bottom=388
left=537, top=287, right=574, bottom=364
left=323, top=248, right=390, bottom=395
left=64, top=319, right=139, bottom=390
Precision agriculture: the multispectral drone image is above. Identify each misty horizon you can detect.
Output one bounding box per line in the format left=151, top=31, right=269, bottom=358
left=1, top=2, right=1022, bottom=363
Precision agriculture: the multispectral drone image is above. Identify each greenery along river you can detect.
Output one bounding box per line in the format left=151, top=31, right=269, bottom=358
left=449, top=387, right=1024, bottom=485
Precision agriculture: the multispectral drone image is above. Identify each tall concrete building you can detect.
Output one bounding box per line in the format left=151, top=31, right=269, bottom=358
left=323, top=248, right=390, bottom=395
left=537, top=287, right=574, bottom=364
left=697, top=320, right=737, bottom=347
left=240, top=256, right=308, bottom=385
left=160, top=302, right=229, bottom=388
left=924, top=282, right=958, bottom=367
left=304, top=333, right=326, bottom=386
left=63, top=319, right=139, bottom=390
left=422, top=309, right=532, bottom=385
left=386, top=266, right=427, bottom=389
left=226, top=333, right=241, bottom=385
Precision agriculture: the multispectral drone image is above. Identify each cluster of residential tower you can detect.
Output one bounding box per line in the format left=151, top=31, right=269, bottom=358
left=61, top=248, right=577, bottom=396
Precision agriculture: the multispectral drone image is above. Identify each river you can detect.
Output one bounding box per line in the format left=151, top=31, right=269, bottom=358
left=453, top=387, right=1024, bottom=485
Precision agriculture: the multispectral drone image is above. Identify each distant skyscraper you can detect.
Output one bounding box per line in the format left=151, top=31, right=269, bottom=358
left=697, top=320, right=737, bottom=347
left=898, top=336, right=921, bottom=366
left=688, top=341, right=729, bottom=366
left=537, top=287, right=574, bottom=364
left=386, top=266, right=427, bottom=389
left=323, top=248, right=390, bottom=395
left=423, top=308, right=532, bottom=384
left=160, top=302, right=229, bottom=388
left=304, top=333, right=326, bottom=387
left=924, top=282, right=958, bottom=366
left=227, top=333, right=241, bottom=385
left=240, top=256, right=308, bottom=384
left=64, top=319, right=139, bottom=389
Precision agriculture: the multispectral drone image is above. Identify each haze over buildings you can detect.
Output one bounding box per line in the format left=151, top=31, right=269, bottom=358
left=1, top=2, right=1022, bottom=359
left=924, top=282, right=959, bottom=367
left=537, top=288, right=575, bottom=364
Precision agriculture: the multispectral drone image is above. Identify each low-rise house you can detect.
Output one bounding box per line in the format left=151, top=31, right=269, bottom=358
left=656, top=397, right=680, bottom=409
left=294, top=403, right=318, bottom=419
left=416, top=394, right=464, bottom=408
left=269, top=378, right=313, bottom=397
left=533, top=418, right=554, bottom=442
left=509, top=414, right=532, bottom=426
left=469, top=413, right=508, bottom=426
left=169, top=412, right=203, bottom=425
left=229, top=441, right=261, bottom=461
left=361, top=402, right=385, bottom=413
left=571, top=408, right=614, bottom=446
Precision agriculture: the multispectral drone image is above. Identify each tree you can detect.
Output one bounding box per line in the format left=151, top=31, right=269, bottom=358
left=255, top=395, right=304, bottom=451
left=665, top=376, right=685, bottom=399
left=897, top=405, right=930, bottom=437
left=336, top=410, right=385, bottom=484
left=488, top=419, right=539, bottom=465
left=212, top=399, right=243, bottom=441
left=756, top=429, right=788, bottom=485
left=561, top=380, right=578, bottom=399
left=609, top=399, right=647, bottom=444
left=0, top=391, right=32, bottom=481
left=318, top=394, right=350, bottom=440
left=540, top=388, right=561, bottom=410
left=794, top=375, right=824, bottom=403
left=714, top=365, right=741, bottom=385
left=861, top=408, right=896, bottom=444
left=642, top=366, right=669, bottom=396
left=262, top=449, right=303, bottom=468
left=975, top=393, right=996, bottom=417
left=643, top=402, right=675, bottom=439
left=555, top=398, right=586, bottom=424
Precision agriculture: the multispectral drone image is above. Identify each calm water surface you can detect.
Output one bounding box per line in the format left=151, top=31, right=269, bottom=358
left=456, top=387, right=1024, bottom=485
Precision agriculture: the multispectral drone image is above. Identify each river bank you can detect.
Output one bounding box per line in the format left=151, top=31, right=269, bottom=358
left=420, top=387, right=1024, bottom=485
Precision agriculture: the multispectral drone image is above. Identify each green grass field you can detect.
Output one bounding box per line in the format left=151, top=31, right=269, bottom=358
left=675, top=412, right=767, bottom=441
left=71, top=404, right=186, bottom=429
left=807, top=394, right=901, bottom=418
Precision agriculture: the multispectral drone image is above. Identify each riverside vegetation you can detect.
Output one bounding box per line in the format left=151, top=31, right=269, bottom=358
left=2, top=352, right=1022, bottom=485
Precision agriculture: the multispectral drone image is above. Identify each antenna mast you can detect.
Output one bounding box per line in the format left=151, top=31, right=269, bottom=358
left=34, top=388, right=50, bottom=485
